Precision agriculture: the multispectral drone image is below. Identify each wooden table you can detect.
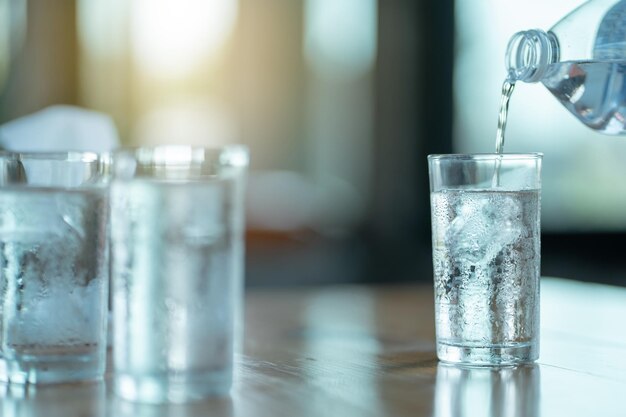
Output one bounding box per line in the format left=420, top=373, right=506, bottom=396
left=2, top=277, right=625, bottom=416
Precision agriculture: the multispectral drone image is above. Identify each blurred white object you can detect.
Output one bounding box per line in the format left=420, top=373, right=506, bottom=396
left=0, top=105, right=120, bottom=152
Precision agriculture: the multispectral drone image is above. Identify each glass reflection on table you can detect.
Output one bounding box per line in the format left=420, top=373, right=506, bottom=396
left=108, top=396, right=233, bottom=417
left=434, top=363, right=540, bottom=417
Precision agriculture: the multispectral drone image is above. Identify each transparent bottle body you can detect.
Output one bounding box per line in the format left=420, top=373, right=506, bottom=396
left=505, top=0, right=626, bottom=134
left=550, top=0, right=626, bottom=62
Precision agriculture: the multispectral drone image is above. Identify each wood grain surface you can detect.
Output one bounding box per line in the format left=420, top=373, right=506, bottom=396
left=2, top=277, right=625, bottom=417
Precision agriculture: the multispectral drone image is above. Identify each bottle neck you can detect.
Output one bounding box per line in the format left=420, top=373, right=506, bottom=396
left=505, top=29, right=559, bottom=83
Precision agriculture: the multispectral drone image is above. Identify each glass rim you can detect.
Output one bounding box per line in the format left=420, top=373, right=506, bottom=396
left=428, top=152, right=543, bottom=161
left=112, top=144, right=248, bottom=154
left=0, top=151, right=103, bottom=162
left=112, top=144, right=249, bottom=166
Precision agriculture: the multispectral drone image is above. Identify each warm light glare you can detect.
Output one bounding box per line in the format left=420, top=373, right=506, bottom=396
left=131, top=0, right=238, bottom=78
left=132, top=100, right=238, bottom=146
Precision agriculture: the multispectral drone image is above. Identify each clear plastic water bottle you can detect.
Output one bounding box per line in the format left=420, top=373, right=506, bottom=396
left=505, top=0, right=626, bottom=134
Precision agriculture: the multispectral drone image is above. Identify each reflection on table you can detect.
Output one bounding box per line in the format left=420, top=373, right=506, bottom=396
left=2, top=277, right=626, bottom=417
left=434, top=364, right=539, bottom=417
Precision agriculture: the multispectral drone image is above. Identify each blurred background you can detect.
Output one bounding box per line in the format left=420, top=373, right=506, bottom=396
left=1, top=0, right=625, bottom=287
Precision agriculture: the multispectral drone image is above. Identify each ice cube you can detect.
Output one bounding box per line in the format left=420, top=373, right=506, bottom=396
left=446, top=192, right=522, bottom=264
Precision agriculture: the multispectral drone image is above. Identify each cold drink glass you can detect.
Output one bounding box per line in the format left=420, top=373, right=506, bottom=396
left=0, top=152, right=110, bottom=384
left=428, top=153, right=542, bottom=366
left=110, top=145, right=248, bottom=403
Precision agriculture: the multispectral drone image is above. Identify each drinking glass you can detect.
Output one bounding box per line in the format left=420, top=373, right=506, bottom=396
left=0, top=152, right=110, bottom=384
left=428, top=153, right=541, bottom=366
left=110, top=145, right=248, bottom=403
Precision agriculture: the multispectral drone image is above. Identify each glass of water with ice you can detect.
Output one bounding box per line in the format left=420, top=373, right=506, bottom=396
left=428, top=153, right=542, bottom=366
left=0, top=152, right=110, bottom=384
left=110, top=145, right=248, bottom=403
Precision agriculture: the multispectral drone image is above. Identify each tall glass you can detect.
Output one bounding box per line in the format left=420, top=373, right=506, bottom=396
left=0, top=152, right=110, bottom=384
left=428, top=153, right=542, bottom=366
left=110, top=145, right=248, bottom=403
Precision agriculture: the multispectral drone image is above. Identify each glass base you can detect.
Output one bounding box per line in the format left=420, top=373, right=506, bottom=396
left=114, top=370, right=232, bottom=404
left=437, top=342, right=538, bottom=366
left=0, top=352, right=105, bottom=384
